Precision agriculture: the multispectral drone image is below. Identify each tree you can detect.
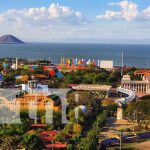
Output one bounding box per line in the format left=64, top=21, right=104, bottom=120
left=102, top=98, right=114, bottom=106
left=21, top=132, right=43, bottom=150
left=94, top=72, right=108, bottom=83
left=102, top=99, right=118, bottom=113
left=68, top=109, right=85, bottom=126
left=0, top=134, right=21, bottom=150
left=126, top=100, right=150, bottom=130
left=0, top=124, right=23, bottom=150
left=107, top=71, right=121, bottom=83
left=77, top=111, right=107, bottom=150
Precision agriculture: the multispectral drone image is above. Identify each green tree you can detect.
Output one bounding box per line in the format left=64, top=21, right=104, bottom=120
left=21, top=132, right=43, bottom=150
left=126, top=101, right=150, bottom=130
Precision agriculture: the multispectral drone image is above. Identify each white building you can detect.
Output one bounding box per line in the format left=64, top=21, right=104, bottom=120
left=100, top=60, right=113, bottom=70
left=22, top=80, right=48, bottom=94
left=121, top=75, right=150, bottom=94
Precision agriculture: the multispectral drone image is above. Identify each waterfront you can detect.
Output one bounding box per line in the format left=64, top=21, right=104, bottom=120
left=0, top=43, right=150, bottom=67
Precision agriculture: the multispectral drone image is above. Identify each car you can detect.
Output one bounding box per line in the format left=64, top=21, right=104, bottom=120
left=122, top=134, right=139, bottom=143
left=101, top=138, right=120, bottom=147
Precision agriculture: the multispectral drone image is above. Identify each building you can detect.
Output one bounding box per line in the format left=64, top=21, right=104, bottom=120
left=69, top=84, right=111, bottom=97
left=121, top=74, right=150, bottom=95
left=134, top=70, right=150, bottom=77
left=71, top=84, right=111, bottom=91
left=0, top=93, right=61, bottom=112
left=100, top=60, right=113, bottom=70
left=0, top=80, right=61, bottom=112
left=22, top=80, right=48, bottom=94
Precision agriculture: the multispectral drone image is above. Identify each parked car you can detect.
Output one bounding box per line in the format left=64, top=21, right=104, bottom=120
left=122, top=134, right=139, bottom=143
left=101, top=138, right=120, bottom=147
left=137, top=132, right=150, bottom=140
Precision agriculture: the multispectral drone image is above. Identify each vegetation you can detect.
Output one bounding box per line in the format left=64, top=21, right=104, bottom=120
left=63, top=68, right=121, bottom=85
left=0, top=123, right=43, bottom=150
left=118, top=128, right=132, bottom=132
left=0, top=110, right=64, bottom=149
left=125, top=100, right=150, bottom=130
left=2, top=59, right=149, bottom=149
left=77, top=110, right=108, bottom=150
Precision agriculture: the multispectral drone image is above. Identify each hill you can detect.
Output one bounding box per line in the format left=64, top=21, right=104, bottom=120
left=0, top=35, right=24, bottom=44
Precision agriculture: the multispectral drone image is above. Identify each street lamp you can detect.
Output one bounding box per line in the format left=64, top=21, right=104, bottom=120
left=52, top=140, right=54, bottom=150
left=120, top=131, right=122, bottom=150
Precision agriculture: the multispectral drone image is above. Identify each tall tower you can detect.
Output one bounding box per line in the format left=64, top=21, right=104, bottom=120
left=98, top=60, right=100, bottom=67
left=16, top=57, right=18, bottom=70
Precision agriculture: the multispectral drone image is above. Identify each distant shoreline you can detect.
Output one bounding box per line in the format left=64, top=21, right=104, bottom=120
left=0, top=43, right=25, bottom=44
left=0, top=42, right=150, bottom=45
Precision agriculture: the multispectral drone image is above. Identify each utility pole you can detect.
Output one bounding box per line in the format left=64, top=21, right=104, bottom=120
left=16, top=57, right=18, bottom=70
left=121, top=51, right=124, bottom=77
left=133, top=110, right=136, bottom=133
left=49, top=57, right=51, bottom=66
left=147, top=60, right=149, bottom=69
left=52, top=140, right=54, bottom=150
left=120, top=132, right=122, bottom=150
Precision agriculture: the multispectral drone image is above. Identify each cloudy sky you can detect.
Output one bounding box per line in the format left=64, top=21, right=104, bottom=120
left=0, top=0, right=150, bottom=43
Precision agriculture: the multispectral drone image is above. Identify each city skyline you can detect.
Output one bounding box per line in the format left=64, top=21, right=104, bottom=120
left=0, top=0, right=150, bottom=43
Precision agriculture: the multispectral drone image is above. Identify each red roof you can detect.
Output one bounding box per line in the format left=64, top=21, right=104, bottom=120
left=40, top=130, right=59, bottom=142
left=40, top=131, right=58, bottom=135
left=135, top=70, right=150, bottom=75
left=40, top=136, right=55, bottom=141
left=31, top=124, right=48, bottom=127
left=46, top=142, right=67, bottom=148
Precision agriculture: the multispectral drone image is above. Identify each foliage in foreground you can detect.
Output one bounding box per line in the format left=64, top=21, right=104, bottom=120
left=77, top=110, right=108, bottom=150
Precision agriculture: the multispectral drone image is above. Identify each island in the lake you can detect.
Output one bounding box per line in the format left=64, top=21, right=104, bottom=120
left=0, top=35, right=24, bottom=44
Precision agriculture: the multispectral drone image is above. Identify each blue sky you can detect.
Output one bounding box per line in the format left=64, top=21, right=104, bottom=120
left=1, top=0, right=150, bottom=17
left=0, top=0, right=150, bottom=43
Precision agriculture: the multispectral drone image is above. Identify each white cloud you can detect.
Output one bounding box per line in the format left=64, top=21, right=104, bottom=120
left=97, top=11, right=121, bottom=20
left=97, top=0, right=139, bottom=21
left=140, top=7, right=150, bottom=20
left=0, top=1, right=150, bottom=42
left=0, top=3, right=86, bottom=27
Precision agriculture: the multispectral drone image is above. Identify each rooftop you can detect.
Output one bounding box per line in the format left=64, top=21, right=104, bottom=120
left=71, top=84, right=111, bottom=91
left=46, top=142, right=67, bottom=149
left=56, top=64, right=87, bottom=70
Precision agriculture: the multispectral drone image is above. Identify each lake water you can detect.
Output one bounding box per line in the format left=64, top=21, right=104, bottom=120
left=0, top=43, right=150, bottom=68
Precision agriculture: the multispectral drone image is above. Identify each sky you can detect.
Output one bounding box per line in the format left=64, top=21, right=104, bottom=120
left=0, top=0, right=150, bottom=43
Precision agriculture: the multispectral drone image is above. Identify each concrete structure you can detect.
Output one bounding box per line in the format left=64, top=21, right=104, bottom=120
left=70, top=84, right=111, bottom=97
left=71, top=84, right=111, bottom=92
left=100, top=60, right=113, bottom=70
left=116, top=86, right=135, bottom=105
left=117, top=108, right=123, bottom=120
left=116, top=87, right=135, bottom=120
left=121, top=75, right=150, bottom=94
